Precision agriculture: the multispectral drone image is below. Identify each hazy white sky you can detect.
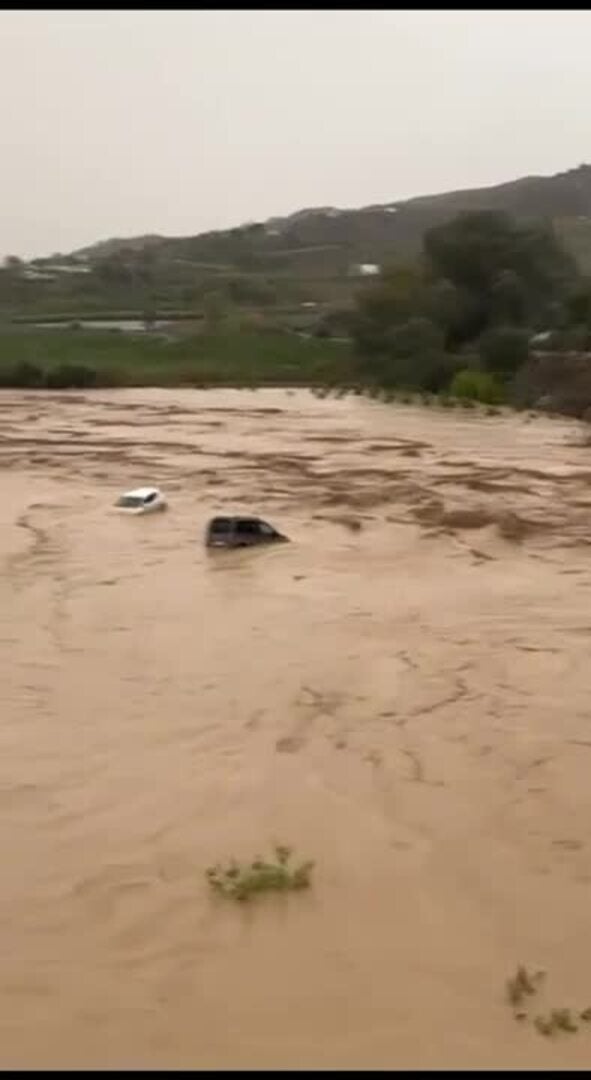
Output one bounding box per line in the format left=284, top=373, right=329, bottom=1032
left=2, top=9, right=591, bottom=259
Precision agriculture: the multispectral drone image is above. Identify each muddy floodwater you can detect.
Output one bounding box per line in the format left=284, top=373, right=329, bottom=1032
left=4, top=387, right=591, bottom=1068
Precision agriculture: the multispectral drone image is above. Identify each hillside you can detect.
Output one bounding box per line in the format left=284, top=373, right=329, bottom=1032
left=4, top=164, right=591, bottom=322
left=74, top=163, right=591, bottom=274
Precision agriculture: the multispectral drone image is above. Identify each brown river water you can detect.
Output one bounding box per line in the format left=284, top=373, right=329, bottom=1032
left=3, top=387, right=591, bottom=1068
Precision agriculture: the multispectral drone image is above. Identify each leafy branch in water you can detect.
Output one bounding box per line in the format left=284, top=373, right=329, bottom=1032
left=205, top=845, right=314, bottom=902
left=505, top=965, right=591, bottom=1037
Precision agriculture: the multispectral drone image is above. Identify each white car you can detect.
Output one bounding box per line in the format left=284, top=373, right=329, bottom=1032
left=115, top=486, right=167, bottom=514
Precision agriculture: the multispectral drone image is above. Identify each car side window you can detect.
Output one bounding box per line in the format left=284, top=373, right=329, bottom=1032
left=144, top=492, right=157, bottom=505
left=236, top=519, right=259, bottom=536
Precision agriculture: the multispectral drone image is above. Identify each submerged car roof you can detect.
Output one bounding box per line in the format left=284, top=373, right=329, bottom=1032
left=209, top=516, right=265, bottom=526
left=123, top=487, right=161, bottom=499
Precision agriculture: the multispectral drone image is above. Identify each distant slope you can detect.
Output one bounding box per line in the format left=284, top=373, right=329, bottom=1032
left=73, top=164, right=591, bottom=275
left=75, top=234, right=165, bottom=259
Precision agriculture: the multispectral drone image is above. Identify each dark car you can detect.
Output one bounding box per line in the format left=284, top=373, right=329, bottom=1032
left=205, top=516, right=289, bottom=549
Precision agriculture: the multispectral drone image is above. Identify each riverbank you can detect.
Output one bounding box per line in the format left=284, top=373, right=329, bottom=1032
left=2, top=327, right=591, bottom=424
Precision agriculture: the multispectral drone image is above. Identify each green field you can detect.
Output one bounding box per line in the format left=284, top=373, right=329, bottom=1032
left=0, top=327, right=356, bottom=389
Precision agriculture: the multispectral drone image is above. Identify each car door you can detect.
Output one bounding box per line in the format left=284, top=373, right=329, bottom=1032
left=234, top=518, right=261, bottom=546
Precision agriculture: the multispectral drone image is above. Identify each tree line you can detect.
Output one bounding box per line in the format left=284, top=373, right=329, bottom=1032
left=350, top=209, right=591, bottom=403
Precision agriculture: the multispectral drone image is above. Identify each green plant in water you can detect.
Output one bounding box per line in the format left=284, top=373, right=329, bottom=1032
left=506, top=966, right=532, bottom=1007
left=206, top=845, right=315, bottom=902
left=534, top=1014, right=555, bottom=1037
left=533, top=1008, right=578, bottom=1036
left=503, top=966, right=591, bottom=1037
left=506, top=965, right=545, bottom=1009
left=551, top=1007, right=578, bottom=1033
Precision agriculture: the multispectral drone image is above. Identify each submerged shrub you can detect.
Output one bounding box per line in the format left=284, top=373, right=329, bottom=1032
left=205, top=845, right=314, bottom=903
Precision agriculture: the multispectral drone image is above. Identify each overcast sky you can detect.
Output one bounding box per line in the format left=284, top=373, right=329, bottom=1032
left=1, top=9, right=590, bottom=259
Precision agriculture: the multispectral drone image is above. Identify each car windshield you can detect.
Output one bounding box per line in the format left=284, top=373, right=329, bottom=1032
left=117, top=495, right=146, bottom=508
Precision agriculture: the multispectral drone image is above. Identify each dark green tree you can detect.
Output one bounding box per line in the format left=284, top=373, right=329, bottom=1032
left=479, top=325, right=530, bottom=376
left=358, top=314, right=454, bottom=392
left=351, top=267, right=428, bottom=355
left=424, top=210, right=577, bottom=343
